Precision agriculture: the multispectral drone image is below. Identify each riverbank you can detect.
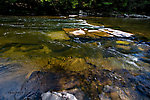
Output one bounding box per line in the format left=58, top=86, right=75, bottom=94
left=1, top=11, right=150, bottom=19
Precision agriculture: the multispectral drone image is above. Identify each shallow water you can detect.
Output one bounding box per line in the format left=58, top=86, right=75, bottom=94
left=0, top=16, right=149, bottom=100
left=83, top=17, right=150, bottom=41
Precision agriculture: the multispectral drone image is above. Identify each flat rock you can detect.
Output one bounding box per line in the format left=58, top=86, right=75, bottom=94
left=63, top=28, right=112, bottom=40
left=63, top=27, right=134, bottom=42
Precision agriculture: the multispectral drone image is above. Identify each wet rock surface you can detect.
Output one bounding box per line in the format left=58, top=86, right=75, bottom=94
left=41, top=91, right=78, bottom=100
left=63, top=27, right=134, bottom=42
left=13, top=68, right=150, bottom=100
left=17, top=71, right=84, bottom=100
left=129, top=72, right=150, bottom=97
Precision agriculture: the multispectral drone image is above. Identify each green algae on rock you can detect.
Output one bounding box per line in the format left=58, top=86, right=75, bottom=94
left=39, top=57, right=91, bottom=72
left=116, top=41, right=130, bottom=45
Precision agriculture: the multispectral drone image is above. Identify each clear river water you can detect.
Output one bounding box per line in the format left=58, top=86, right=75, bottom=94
left=0, top=16, right=150, bottom=100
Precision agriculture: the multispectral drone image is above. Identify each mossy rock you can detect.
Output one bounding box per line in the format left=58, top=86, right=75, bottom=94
left=40, top=57, right=91, bottom=72
left=64, top=58, right=91, bottom=71
left=85, top=56, right=118, bottom=70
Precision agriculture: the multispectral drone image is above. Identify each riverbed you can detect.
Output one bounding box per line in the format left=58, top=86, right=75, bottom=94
left=0, top=16, right=149, bottom=100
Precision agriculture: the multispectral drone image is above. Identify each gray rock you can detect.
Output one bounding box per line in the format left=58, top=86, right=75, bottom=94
left=41, top=91, right=78, bottom=100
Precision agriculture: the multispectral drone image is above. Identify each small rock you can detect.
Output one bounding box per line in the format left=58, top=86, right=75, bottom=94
left=41, top=91, right=78, bottom=100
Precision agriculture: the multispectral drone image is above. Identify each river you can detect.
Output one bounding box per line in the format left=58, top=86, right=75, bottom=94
left=0, top=16, right=149, bottom=100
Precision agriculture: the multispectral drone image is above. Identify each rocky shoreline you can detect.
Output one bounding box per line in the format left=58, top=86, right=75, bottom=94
left=68, top=10, right=150, bottom=19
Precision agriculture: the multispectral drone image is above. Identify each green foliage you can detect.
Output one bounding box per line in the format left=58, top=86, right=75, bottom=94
left=41, top=0, right=52, bottom=2
left=0, top=0, right=150, bottom=15
left=71, top=0, right=78, bottom=8
left=103, top=2, right=113, bottom=5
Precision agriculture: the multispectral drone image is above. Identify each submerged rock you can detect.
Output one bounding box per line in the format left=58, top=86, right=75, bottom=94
left=47, top=31, right=70, bottom=40
left=41, top=57, right=91, bottom=72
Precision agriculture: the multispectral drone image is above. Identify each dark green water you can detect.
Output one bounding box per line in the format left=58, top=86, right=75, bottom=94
left=0, top=16, right=149, bottom=100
